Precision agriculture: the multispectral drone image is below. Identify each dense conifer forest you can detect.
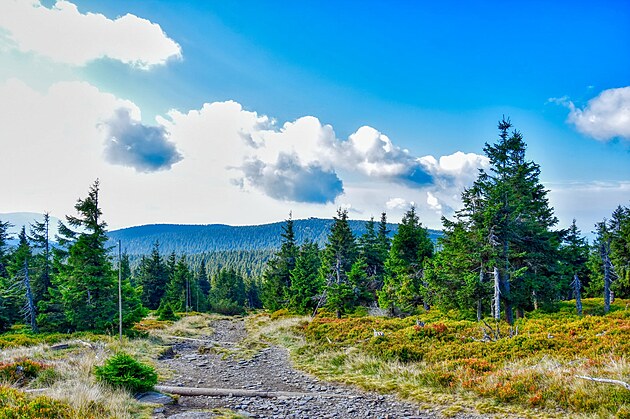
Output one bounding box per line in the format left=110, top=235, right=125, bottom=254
left=0, top=118, right=628, bottom=330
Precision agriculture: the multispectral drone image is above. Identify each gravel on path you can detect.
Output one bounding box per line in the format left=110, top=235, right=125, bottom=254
left=152, top=318, right=486, bottom=419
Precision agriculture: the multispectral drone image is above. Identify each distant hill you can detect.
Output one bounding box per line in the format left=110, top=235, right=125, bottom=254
left=107, top=218, right=443, bottom=256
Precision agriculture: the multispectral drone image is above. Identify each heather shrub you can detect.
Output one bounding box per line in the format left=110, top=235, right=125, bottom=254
left=0, top=385, right=74, bottom=418
left=0, top=358, right=51, bottom=386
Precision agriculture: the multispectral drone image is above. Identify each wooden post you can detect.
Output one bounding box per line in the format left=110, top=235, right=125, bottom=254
left=118, top=240, right=122, bottom=343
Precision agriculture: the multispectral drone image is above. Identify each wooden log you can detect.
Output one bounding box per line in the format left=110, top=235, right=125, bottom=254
left=575, top=375, right=630, bottom=391
left=49, top=343, right=71, bottom=351
left=154, top=385, right=347, bottom=398
left=161, top=335, right=234, bottom=345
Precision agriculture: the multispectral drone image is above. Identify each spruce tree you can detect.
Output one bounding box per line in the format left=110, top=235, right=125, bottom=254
left=288, top=241, right=321, bottom=314
left=137, top=241, right=169, bottom=310
left=358, top=217, right=386, bottom=303
left=197, top=259, right=210, bottom=297
left=608, top=205, right=630, bottom=298
left=164, top=256, right=192, bottom=312
left=427, top=219, right=489, bottom=319
left=0, top=220, right=12, bottom=330
left=435, top=118, right=560, bottom=323
left=29, top=213, right=52, bottom=303
left=378, top=207, right=433, bottom=315
left=0, top=220, right=11, bottom=278
left=318, top=209, right=357, bottom=317
left=261, top=214, right=298, bottom=311
left=208, top=268, right=247, bottom=315
left=5, top=227, right=37, bottom=330
left=49, top=180, right=118, bottom=331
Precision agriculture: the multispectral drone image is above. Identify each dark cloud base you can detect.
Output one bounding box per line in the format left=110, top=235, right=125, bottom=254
left=103, top=108, right=182, bottom=172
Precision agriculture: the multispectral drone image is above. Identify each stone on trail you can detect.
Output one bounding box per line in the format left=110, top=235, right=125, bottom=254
left=136, top=391, right=175, bottom=405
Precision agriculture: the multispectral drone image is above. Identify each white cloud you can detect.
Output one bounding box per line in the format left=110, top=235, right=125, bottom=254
left=0, top=0, right=181, bottom=68
left=0, top=78, right=489, bottom=229
left=555, top=86, right=630, bottom=141
left=339, top=126, right=431, bottom=184
left=546, top=181, right=630, bottom=238
left=386, top=198, right=410, bottom=210
left=426, top=191, right=442, bottom=213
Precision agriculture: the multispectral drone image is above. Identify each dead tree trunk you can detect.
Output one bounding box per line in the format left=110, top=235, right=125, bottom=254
left=23, top=260, right=38, bottom=333
left=601, top=239, right=612, bottom=313
left=477, top=267, right=484, bottom=321
left=573, top=274, right=583, bottom=316
left=493, top=266, right=501, bottom=320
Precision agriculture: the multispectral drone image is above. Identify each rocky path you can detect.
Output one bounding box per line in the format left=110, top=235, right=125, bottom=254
left=152, top=318, right=481, bottom=419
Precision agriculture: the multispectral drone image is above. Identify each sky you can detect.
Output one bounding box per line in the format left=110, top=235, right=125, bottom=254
left=0, top=0, right=629, bottom=235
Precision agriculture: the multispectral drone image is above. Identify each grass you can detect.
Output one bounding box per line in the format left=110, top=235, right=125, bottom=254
left=2, top=303, right=627, bottom=418
left=246, top=298, right=630, bottom=419
left=0, top=312, right=245, bottom=418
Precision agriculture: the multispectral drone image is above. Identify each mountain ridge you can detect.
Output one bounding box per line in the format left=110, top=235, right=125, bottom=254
left=106, top=217, right=442, bottom=256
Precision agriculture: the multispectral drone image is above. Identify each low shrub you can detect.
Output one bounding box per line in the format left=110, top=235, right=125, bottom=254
left=295, top=298, right=630, bottom=416
left=0, top=358, right=51, bottom=386
left=94, top=352, right=157, bottom=394
left=0, top=385, right=74, bottom=418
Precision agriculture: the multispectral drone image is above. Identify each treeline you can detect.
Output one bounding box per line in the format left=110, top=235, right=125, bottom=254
left=0, top=181, right=272, bottom=333
left=1, top=118, right=629, bottom=332
left=259, top=118, right=630, bottom=321
left=106, top=218, right=429, bottom=255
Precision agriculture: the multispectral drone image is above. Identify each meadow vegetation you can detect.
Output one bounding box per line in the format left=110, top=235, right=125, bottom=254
left=248, top=299, right=629, bottom=418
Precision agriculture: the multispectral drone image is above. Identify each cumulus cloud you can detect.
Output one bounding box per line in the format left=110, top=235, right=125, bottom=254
left=0, top=0, right=181, bottom=68
left=386, top=197, right=411, bottom=210
left=158, top=100, right=487, bottom=208
left=102, top=108, right=183, bottom=172
left=338, top=126, right=433, bottom=185
left=240, top=153, right=343, bottom=204
left=553, top=86, right=630, bottom=141
left=426, top=191, right=442, bottom=213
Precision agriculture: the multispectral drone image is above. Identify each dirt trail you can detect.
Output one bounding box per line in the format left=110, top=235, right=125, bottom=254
left=152, top=318, right=482, bottom=419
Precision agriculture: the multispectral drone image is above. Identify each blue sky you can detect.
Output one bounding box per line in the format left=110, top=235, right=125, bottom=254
left=1, top=0, right=629, bottom=235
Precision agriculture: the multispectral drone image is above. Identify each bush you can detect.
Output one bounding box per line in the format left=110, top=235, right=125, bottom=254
left=157, top=301, right=179, bottom=321
left=94, top=352, right=157, bottom=394
left=0, top=358, right=51, bottom=386
left=0, top=385, right=74, bottom=418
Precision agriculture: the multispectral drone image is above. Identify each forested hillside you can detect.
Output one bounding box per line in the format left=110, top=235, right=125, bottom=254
left=107, top=219, right=442, bottom=255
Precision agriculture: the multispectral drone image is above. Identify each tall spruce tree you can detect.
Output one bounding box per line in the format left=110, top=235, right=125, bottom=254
left=5, top=227, right=37, bottom=330
left=435, top=118, right=560, bottom=323
left=378, top=207, right=433, bottom=315
left=29, top=213, right=52, bottom=303
left=608, top=205, right=630, bottom=298
left=318, top=209, right=357, bottom=317
left=358, top=217, right=387, bottom=303
left=261, top=214, right=298, bottom=311
left=137, top=241, right=169, bottom=309
left=288, top=241, right=321, bottom=314
left=0, top=220, right=11, bottom=330
left=48, top=180, right=118, bottom=331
